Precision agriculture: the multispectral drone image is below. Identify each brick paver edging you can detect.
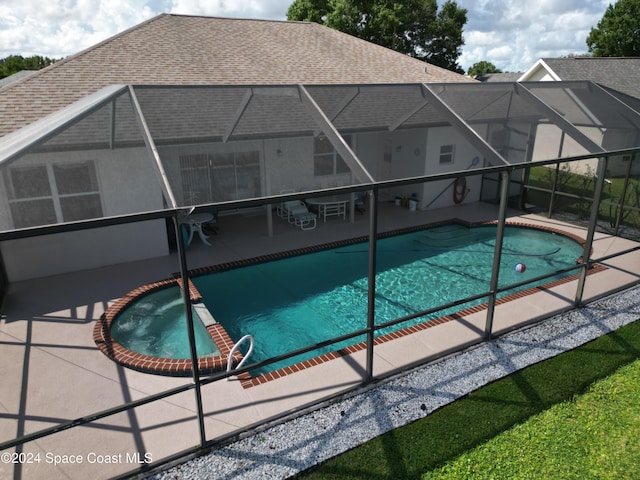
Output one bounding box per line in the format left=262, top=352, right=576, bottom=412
left=93, top=278, right=240, bottom=376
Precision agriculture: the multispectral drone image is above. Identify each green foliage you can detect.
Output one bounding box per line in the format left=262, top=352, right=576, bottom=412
left=526, top=163, right=640, bottom=231
left=287, top=0, right=467, bottom=73
left=286, top=0, right=330, bottom=24
left=296, top=319, right=640, bottom=479
left=610, top=178, right=640, bottom=230
left=423, top=358, right=640, bottom=479
left=586, top=0, right=640, bottom=56
left=467, top=60, right=502, bottom=77
left=0, top=55, right=59, bottom=79
left=425, top=1, right=467, bottom=73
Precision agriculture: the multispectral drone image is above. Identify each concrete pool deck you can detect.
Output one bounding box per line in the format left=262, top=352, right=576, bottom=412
left=1, top=201, right=639, bottom=479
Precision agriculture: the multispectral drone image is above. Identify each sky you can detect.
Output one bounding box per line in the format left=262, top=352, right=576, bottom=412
left=0, top=0, right=613, bottom=74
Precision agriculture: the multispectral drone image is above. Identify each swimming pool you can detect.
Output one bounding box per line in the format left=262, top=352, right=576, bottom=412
left=193, top=223, right=584, bottom=375
left=95, top=222, right=587, bottom=378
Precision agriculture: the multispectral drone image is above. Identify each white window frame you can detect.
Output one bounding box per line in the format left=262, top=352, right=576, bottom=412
left=313, top=135, right=352, bottom=177
left=6, top=160, right=103, bottom=228
left=179, top=149, right=261, bottom=204
left=439, top=144, right=455, bottom=165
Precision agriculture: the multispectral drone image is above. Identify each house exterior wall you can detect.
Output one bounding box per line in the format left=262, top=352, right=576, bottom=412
left=1, top=220, right=168, bottom=282
left=523, top=69, right=555, bottom=82
left=602, top=131, right=640, bottom=176
left=1, top=127, right=489, bottom=281
left=531, top=124, right=602, bottom=175
left=389, top=128, right=427, bottom=194
left=520, top=59, right=640, bottom=177
left=1, top=146, right=169, bottom=282
left=518, top=61, right=559, bottom=82
left=355, top=126, right=482, bottom=208
left=421, top=126, right=482, bottom=209
left=158, top=136, right=356, bottom=200
left=351, top=132, right=381, bottom=179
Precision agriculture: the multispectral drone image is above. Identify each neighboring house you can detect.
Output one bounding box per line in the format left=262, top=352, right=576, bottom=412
left=519, top=57, right=640, bottom=174
left=519, top=57, right=640, bottom=99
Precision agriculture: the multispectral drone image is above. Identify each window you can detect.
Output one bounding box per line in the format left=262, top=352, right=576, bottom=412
left=313, top=135, right=352, bottom=176
left=439, top=144, right=455, bottom=165
left=180, top=150, right=261, bottom=204
left=54, top=163, right=102, bottom=222
left=6, top=161, right=102, bottom=228
left=179, top=154, right=211, bottom=205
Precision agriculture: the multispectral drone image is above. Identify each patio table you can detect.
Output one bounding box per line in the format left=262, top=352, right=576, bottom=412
left=305, top=195, right=350, bottom=222
left=181, top=212, right=214, bottom=246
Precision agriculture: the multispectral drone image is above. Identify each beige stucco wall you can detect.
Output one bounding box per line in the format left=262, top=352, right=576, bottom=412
left=1, top=146, right=169, bottom=282
left=1, top=220, right=169, bottom=282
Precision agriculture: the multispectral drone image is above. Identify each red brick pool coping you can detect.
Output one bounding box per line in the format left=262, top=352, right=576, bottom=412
left=93, top=278, right=241, bottom=377
left=93, top=219, right=603, bottom=383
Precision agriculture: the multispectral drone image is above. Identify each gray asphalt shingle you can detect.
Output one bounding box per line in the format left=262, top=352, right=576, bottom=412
left=0, top=14, right=472, bottom=138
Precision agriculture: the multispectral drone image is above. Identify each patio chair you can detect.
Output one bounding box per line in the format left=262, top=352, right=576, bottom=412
left=280, top=200, right=317, bottom=230
left=354, top=191, right=367, bottom=214
left=276, top=189, right=296, bottom=220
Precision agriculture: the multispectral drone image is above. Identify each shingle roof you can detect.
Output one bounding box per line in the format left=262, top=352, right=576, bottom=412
left=0, top=70, right=36, bottom=88
left=475, top=72, right=522, bottom=82
left=540, top=57, right=640, bottom=99
left=0, top=13, right=471, bottom=138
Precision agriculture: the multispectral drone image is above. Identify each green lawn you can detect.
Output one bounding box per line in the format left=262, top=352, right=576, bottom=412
left=423, top=357, right=640, bottom=479
left=296, top=319, right=640, bottom=480
left=525, top=165, right=640, bottom=230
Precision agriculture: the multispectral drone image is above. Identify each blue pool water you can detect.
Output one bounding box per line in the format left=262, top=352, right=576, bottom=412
left=111, top=285, right=220, bottom=359
left=194, top=224, right=583, bottom=374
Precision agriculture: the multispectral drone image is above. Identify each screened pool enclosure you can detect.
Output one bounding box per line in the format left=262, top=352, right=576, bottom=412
left=1, top=80, right=640, bottom=477
left=1, top=81, right=640, bottom=282
left=1, top=81, right=639, bottom=282
left=1, top=81, right=639, bottom=224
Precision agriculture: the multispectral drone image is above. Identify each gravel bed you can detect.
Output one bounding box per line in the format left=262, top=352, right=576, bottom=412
left=149, top=285, right=640, bottom=480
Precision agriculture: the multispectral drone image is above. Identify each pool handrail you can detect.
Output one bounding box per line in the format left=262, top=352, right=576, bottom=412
left=226, top=334, right=255, bottom=378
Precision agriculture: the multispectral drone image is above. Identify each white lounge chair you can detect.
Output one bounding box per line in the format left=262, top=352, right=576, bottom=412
left=278, top=200, right=317, bottom=230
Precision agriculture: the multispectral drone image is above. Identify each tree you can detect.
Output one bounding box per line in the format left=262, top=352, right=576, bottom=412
left=287, top=0, right=467, bottom=73
left=286, top=0, right=330, bottom=24
left=425, top=1, right=467, bottom=73
left=467, top=60, right=502, bottom=77
left=0, top=55, right=59, bottom=79
left=586, top=0, right=640, bottom=57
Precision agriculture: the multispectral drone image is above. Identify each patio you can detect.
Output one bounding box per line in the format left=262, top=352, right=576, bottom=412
left=1, top=200, right=639, bottom=479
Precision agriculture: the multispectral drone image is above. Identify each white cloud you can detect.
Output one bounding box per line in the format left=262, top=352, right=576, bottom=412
left=168, top=0, right=287, bottom=20
left=0, top=0, right=159, bottom=58
left=454, top=0, right=610, bottom=72
left=0, top=0, right=291, bottom=58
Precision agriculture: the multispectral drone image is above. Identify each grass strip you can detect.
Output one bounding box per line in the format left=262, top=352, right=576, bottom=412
left=295, top=319, right=640, bottom=480
left=423, top=360, right=640, bottom=479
